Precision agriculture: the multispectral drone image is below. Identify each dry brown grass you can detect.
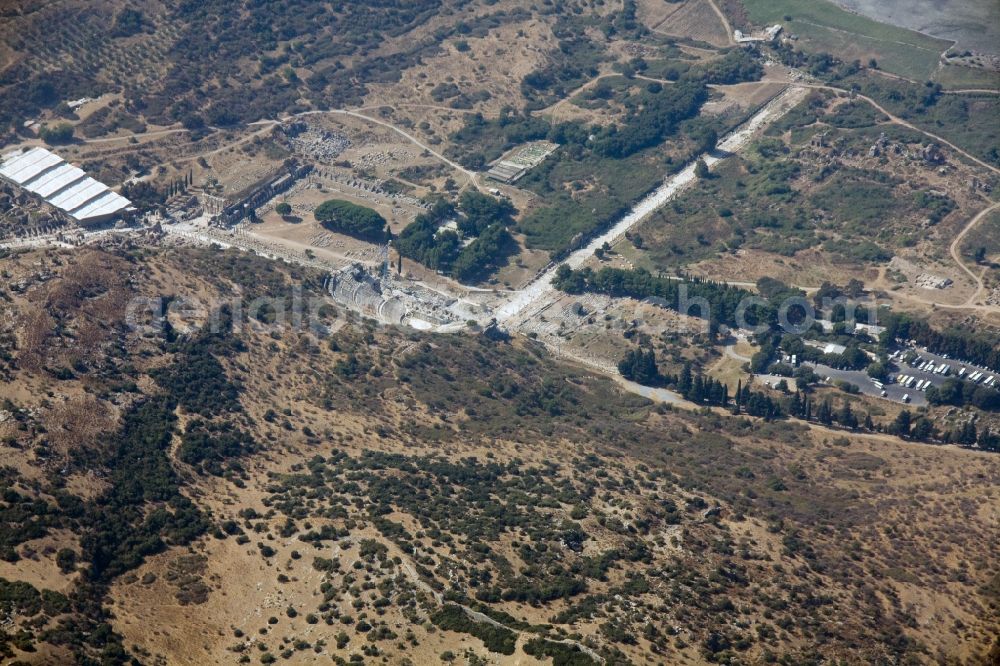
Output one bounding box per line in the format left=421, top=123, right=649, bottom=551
left=654, top=0, right=732, bottom=47
left=364, top=14, right=555, bottom=116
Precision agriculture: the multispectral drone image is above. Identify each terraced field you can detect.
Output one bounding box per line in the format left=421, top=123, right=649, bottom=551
left=654, top=0, right=732, bottom=47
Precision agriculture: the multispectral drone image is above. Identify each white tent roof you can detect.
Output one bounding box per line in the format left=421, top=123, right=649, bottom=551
left=0, top=147, right=131, bottom=222
left=28, top=163, right=87, bottom=198
left=48, top=177, right=106, bottom=210
left=70, top=191, right=132, bottom=221
left=0, top=147, right=63, bottom=185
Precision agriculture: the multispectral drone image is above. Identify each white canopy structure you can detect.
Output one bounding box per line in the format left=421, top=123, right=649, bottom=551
left=0, top=147, right=131, bottom=224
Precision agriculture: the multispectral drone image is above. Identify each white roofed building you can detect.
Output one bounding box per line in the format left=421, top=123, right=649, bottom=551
left=0, top=147, right=132, bottom=226
left=734, top=25, right=783, bottom=44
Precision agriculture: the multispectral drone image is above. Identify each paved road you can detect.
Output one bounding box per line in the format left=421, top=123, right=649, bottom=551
left=6, top=74, right=991, bottom=421
left=943, top=89, right=1000, bottom=95
left=493, top=85, right=809, bottom=325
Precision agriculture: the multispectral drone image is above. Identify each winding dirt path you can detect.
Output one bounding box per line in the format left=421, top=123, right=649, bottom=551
left=867, top=267, right=998, bottom=314
left=325, top=109, right=480, bottom=190
left=705, top=0, right=736, bottom=45
left=11, top=102, right=482, bottom=192
left=724, top=341, right=752, bottom=363
left=534, top=71, right=677, bottom=117
left=859, top=200, right=1000, bottom=315
left=950, top=200, right=1000, bottom=307
left=795, top=82, right=1000, bottom=175
left=866, top=61, right=999, bottom=91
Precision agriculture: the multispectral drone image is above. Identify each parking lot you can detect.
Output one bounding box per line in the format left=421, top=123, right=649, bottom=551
left=808, top=362, right=928, bottom=406
left=803, top=346, right=997, bottom=407
left=892, top=347, right=997, bottom=388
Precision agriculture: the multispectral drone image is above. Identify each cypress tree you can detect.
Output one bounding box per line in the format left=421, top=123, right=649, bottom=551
left=837, top=401, right=857, bottom=429
left=679, top=363, right=693, bottom=395
left=892, top=410, right=912, bottom=437
left=817, top=398, right=833, bottom=425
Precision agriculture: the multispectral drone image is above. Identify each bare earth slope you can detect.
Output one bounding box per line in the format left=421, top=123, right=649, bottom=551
left=0, top=245, right=997, bottom=665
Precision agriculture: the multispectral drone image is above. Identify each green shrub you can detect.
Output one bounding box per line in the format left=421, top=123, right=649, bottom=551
left=39, top=123, right=74, bottom=145
left=430, top=605, right=516, bottom=654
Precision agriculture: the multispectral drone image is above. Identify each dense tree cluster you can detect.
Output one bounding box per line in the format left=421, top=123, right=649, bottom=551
left=83, top=315, right=250, bottom=584
left=788, top=394, right=860, bottom=429
left=121, top=181, right=167, bottom=211
left=675, top=364, right=729, bottom=407
left=591, top=80, right=708, bottom=158
left=554, top=264, right=768, bottom=330
left=0, top=579, right=71, bottom=657
left=616, top=347, right=998, bottom=446
left=926, top=378, right=1000, bottom=411
left=179, top=420, right=257, bottom=477
left=694, top=49, right=765, bottom=85
left=616, top=355, right=784, bottom=418
left=0, top=478, right=65, bottom=563
left=941, top=421, right=999, bottom=451
left=81, top=397, right=209, bottom=582
left=451, top=223, right=517, bottom=283
left=111, top=8, right=145, bottom=38
left=153, top=331, right=244, bottom=416
left=396, top=194, right=517, bottom=283
left=38, top=122, right=74, bottom=145
left=314, top=199, right=389, bottom=242
left=732, top=381, right=783, bottom=419
left=394, top=202, right=460, bottom=272
left=618, top=349, right=659, bottom=385
left=457, top=190, right=516, bottom=235
left=563, top=268, right=997, bottom=419
left=0, top=66, right=100, bottom=133
left=140, top=0, right=450, bottom=125
left=772, top=44, right=861, bottom=80
left=523, top=638, right=598, bottom=666
left=448, top=109, right=556, bottom=169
